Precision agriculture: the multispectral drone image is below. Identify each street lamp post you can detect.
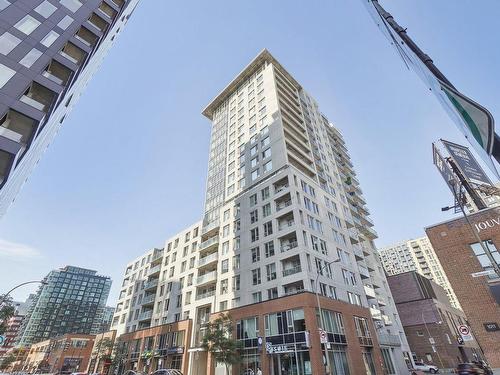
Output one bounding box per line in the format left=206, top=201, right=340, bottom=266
left=315, top=258, right=340, bottom=375
left=421, top=310, right=445, bottom=370
left=0, top=280, right=46, bottom=306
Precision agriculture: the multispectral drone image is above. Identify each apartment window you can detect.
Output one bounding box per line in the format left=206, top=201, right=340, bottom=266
left=35, top=1, right=57, bottom=18
left=251, top=156, right=258, bottom=168
left=250, top=209, right=258, bottom=224
left=60, top=0, right=82, bottom=12
left=0, top=33, right=21, bottom=55
left=220, top=301, right=228, bottom=310
left=348, top=292, right=362, bottom=306
left=232, top=275, right=240, bottom=291
left=261, top=137, right=270, bottom=147
left=221, top=279, right=228, bottom=294
left=251, top=169, right=260, bottom=181
left=267, top=287, right=278, bottom=299
left=262, top=148, right=271, bottom=159
left=264, top=241, right=275, bottom=258
left=250, top=145, right=258, bottom=156
left=251, top=247, right=260, bottom=263
left=261, top=187, right=270, bottom=200
left=57, top=15, right=74, bottom=30
left=15, top=16, right=41, bottom=35
left=250, top=194, right=258, bottom=206
left=470, top=240, right=500, bottom=279
left=252, top=292, right=262, bottom=303
left=263, top=221, right=273, bottom=236
left=233, top=254, right=240, bottom=270
left=0, top=0, right=10, bottom=11
left=19, top=48, right=43, bottom=68
left=223, top=209, right=230, bottom=221
left=41, top=31, right=60, bottom=47
left=266, top=263, right=276, bottom=281
left=250, top=228, right=259, bottom=242
left=223, top=225, right=230, bottom=237
left=0, top=64, right=15, bottom=88
left=252, top=268, right=261, bottom=285
left=221, top=259, right=229, bottom=274
left=263, top=160, right=272, bottom=173
left=262, top=203, right=271, bottom=217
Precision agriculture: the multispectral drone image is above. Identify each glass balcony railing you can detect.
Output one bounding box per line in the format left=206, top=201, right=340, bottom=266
left=280, top=240, right=298, bottom=253
left=196, top=270, right=217, bottom=285
left=282, top=265, right=301, bottom=277
left=196, top=290, right=216, bottom=301
left=199, top=236, right=219, bottom=251
left=198, top=252, right=218, bottom=267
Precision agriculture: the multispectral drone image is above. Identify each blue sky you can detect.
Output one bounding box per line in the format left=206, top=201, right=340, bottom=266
left=1, top=1, right=499, bottom=304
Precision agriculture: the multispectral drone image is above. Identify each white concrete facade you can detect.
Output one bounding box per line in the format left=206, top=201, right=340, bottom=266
left=112, top=50, right=413, bottom=374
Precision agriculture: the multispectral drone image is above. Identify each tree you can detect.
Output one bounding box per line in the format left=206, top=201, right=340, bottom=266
left=0, top=295, right=15, bottom=335
left=110, top=341, right=128, bottom=375
left=92, top=338, right=115, bottom=374
left=201, top=313, right=241, bottom=375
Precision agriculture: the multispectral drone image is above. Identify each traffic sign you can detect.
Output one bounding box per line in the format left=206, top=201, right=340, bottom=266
left=458, top=325, right=473, bottom=342
left=319, top=329, right=328, bottom=344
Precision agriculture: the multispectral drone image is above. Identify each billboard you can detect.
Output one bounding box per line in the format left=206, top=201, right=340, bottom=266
left=442, top=140, right=492, bottom=185
left=432, top=143, right=459, bottom=195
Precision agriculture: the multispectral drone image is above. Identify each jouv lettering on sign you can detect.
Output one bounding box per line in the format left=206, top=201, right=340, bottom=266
left=483, top=322, right=500, bottom=332
left=265, top=342, right=294, bottom=354
left=475, top=217, right=500, bottom=233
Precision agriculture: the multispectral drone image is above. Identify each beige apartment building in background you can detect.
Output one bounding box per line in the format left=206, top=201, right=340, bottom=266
left=379, top=236, right=461, bottom=310
left=111, top=50, right=413, bottom=375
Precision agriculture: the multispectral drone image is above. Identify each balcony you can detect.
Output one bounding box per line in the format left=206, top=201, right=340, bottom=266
left=352, top=245, right=364, bottom=260
left=20, top=82, right=56, bottom=112
left=196, top=270, right=217, bottom=286
left=151, top=248, right=164, bottom=264
left=199, top=236, right=219, bottom=252
left=60, top=42, right=86, bottom=65
left=377, top=333, right=400, bottom=347
left=141, top=294, right=155, bottom=305
left=364, top=285, right=376, bottom=299
left=144, top=279, right=158, bottom=290
left=382, top=315, right=393, bottom=326
left=282, top=265, right=302, bottom=277
left=277, top=212, right=295, bottom=231
left=0, top=109, right=37, bottom=145
left=149, top=264, right=161, bottom=276
left=198, top=252, right=218, bottom=267
left=196, top=289, right=216, bottom=301
left=87, top=13, right=108, bottom=33
left=283, top=281, right=304, bottom=296
left=273, top=177, right=289, bottom=194
left=358, top=265, right=370, bottom=279
left=377, top=298, right=387, bottom=306
left=201, top=220, right=220, bottom=236
left=98, top=1, right=117, bottom=19
left=280, top=239, right=298, bottom=253
left=42, top=60, right=72, bottom=86
left=276, top=199, right=292, bottom=212
left=369, top=307, right=382, bottom=320
left=75, top=27, right=98, bottom=47
left=138, top=310, right=153, bottom=321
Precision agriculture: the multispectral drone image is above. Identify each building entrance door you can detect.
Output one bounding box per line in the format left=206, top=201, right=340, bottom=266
left=270, top=352, right=297, bottom=375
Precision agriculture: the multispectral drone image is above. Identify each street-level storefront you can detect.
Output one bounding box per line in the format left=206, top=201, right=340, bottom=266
left=117, top=319, right=191, bottom=375
left=208, top=292, right=384, bottom=375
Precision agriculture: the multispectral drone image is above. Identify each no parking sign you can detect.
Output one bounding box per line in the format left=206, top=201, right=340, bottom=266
left=458, top=325, right=473, bottom=342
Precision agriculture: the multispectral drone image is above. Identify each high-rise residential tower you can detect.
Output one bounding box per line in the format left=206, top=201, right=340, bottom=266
left=16, top=266, right=111, bottom=347
left=0, top=0, right=140, bottom=216
left=379, top=236, right=461, bottom=310
left=112, top=50, right=412, bottom=375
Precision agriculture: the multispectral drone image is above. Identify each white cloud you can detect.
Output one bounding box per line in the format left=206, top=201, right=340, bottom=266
left=0, top=239, right=43, bottom=261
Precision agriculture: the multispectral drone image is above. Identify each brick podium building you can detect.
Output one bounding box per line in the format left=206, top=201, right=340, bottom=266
left=426, top=207, right=500, bottom=368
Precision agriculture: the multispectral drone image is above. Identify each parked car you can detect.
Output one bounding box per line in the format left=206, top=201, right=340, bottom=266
left=456, top=363, right=486, bottom=374
left=474, top=361, right=493, bottom=375
left=413, top=362, right=439, bottom=373
left=151, top=370, right=183, bottom=375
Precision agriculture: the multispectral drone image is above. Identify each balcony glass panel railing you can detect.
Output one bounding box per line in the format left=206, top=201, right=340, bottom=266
left=196, top=270, right=217, bottom=285
left=282, top=265, right=301, bottom=277
left=280, top=240, right=298, bottom=253
left=276, top=200, right=292, bottom=211
left=199, top=236, right=219, bottom=251
left=196, top=290, right=216, bottom=300
left=198, top=252, right=218, bottom=267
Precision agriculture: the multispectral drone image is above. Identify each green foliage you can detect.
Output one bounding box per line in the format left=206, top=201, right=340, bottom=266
left=95, top=337, right=114, bottom=359
left=0, top=295, right=15, bottom=335
left=201, top=314, right=241, bottom=375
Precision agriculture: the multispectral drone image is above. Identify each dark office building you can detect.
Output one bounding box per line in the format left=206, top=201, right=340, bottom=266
left=0, top=0, right=140, bottom=216
left=16, top=265, right=112, bottom=346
